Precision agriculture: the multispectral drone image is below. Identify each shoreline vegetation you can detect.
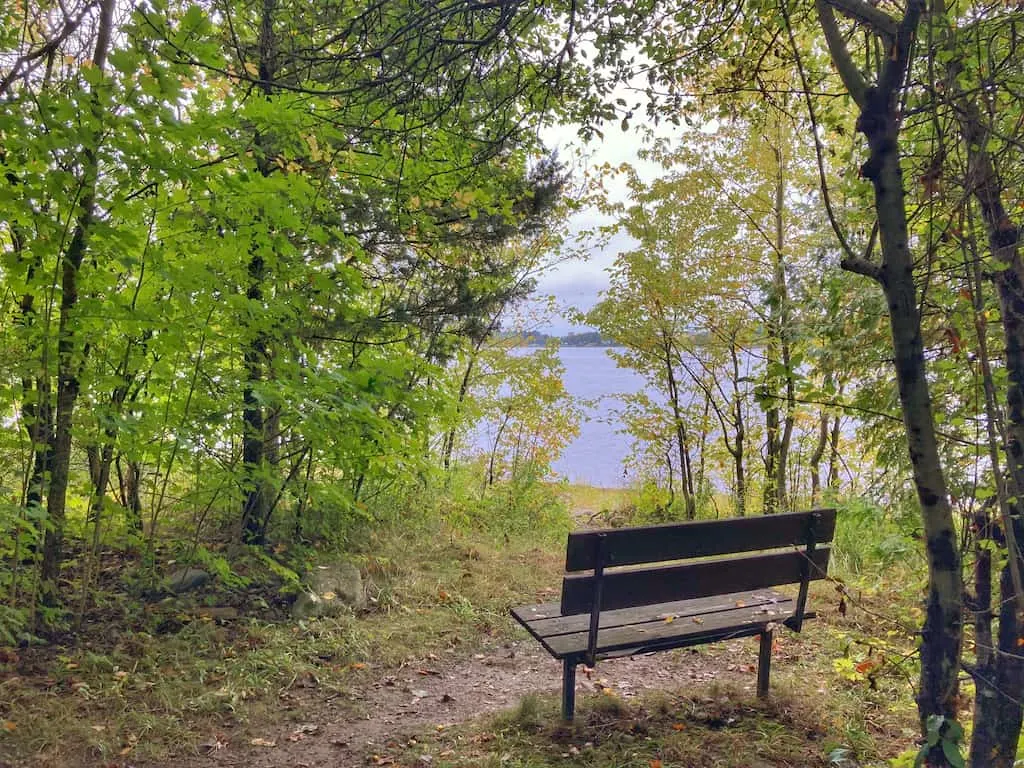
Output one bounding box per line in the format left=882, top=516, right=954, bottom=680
left=517, top=331, right=612, bottom=347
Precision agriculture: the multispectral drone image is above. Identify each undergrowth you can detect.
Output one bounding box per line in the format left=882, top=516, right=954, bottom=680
left=0, top=506, right=564, bottom=766
left=0, top=486, right=953, bottom=767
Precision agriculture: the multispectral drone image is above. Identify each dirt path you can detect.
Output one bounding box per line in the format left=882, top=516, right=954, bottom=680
left=186, top=634, right=762, bottom=768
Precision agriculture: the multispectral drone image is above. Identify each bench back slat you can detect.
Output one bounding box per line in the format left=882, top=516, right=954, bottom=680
left=560, top=546, right=831, bottom=615
left=564, top=509, right=836, bottom=572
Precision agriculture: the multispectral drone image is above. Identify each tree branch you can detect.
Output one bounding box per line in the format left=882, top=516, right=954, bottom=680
left=824, top=0, right=898, bottom=40
left=815, top=0, right=868, bottom=107
left=840, top=254, right=884, bottom=283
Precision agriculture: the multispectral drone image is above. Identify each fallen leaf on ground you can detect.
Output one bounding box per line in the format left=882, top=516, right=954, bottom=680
left=692, top=617, right=704, bottom=624
left=200, top=737, right=226, bottom=753
left=664, top=615, right=675, bottom=624
left=289, top=724, right=319, bottom=740
left=251, top=737, right=277, bottom=747
left=3, top=721, right=15, bottom=732
left=855, top=659, right=880, bottom=675
left=672, top=723, right=685, bottom=731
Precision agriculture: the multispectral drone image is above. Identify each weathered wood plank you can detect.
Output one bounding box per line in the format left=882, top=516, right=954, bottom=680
left=511, top=602, right=563, bottom=622
left=544, top=601, right=787, bottom=658
left=518, top=589, right=791, bottom=639
left=565, top=509, right=836, bottom=571
left=560, top=547, right=831, bottom=615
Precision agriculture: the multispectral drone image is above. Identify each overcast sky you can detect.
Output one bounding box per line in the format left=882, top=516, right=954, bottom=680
left=517, top=118, right=671, bottom=335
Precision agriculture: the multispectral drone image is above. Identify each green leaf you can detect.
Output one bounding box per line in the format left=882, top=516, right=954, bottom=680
left=941, top=740, right=964, bottom=768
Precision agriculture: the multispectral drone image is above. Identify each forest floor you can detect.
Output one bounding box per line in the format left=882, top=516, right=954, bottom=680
left=0, top=490, right=925, bottom=768
left=161, top=630, right=778, bottom=768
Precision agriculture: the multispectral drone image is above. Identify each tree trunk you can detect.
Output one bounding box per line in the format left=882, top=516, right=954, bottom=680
left=115, top=456, right=144, bottom=533
left=40, top=0, right=117, bottom=602
left=241, top=0, right=279, bottom=545
left=809, top=407, right=830, bottom=503
left=867, top=98, right=962, bottom=735
left=942, top=26, right=1024, bottom=759
left=729, top=342, right=746, bottom=517
left=828, top=412, right=842, bottom=489
left=663, top=335, right=695, bottom=518
left=444, top=351, right=478, bottom=471
left=763, top=135, right=795, bottom=515
left=817, top=0, right=962, bottom=736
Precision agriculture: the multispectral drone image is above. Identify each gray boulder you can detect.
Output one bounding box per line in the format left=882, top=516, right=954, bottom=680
left=164, top=567, right=210, bottom=594
left=292, top=561, right=365, bottom=619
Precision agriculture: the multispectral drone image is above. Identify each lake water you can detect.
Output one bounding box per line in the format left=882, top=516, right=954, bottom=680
left=551, top=347, right=650, bottom=487
left=470, top=347, right=650, bottom=488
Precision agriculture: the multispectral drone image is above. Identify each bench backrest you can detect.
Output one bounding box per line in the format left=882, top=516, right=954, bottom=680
left=560, top=508, right=836, bottom=616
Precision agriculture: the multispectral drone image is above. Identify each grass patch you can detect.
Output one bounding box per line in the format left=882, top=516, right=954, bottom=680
left=0, top=518, right=563, bottom=766
left=0, top=491, right=936, bottom=767
left=390, top=678, right=911, bottom=768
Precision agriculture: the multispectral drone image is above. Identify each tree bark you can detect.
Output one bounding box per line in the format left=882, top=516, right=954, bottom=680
left=817, top=0, right=963, bottom=736
left=241, top=0, right=279, bottom=545
left=40, top=0, right=116, bottom=602
left=809, top=406, right=830, bottom=503
left=663, top=334, right=695, bottom=518
left=729, top=342, right=746, bottom=517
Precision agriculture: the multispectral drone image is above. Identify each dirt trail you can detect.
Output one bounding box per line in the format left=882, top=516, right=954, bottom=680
left=186, top=635, right=761, bottom=768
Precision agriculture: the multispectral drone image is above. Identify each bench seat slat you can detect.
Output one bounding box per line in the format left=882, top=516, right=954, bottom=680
left=543, top=598, right=796, bottom=659
left=514, top=589, right=790, bottom=639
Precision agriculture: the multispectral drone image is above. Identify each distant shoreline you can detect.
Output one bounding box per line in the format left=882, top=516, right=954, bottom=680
left=513, top=331, right=613, bottom=347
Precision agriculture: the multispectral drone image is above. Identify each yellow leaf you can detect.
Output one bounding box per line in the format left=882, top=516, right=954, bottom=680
left=321, top=591, right=336, bottom=601
left=663, top=615, right=674, bottom=624
left=3, top=721, right=16, bottom=732
left=251, top=738, right=277, bottom=747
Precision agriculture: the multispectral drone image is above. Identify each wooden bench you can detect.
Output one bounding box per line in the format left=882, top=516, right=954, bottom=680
left=511, top=508, right=836, bottom=720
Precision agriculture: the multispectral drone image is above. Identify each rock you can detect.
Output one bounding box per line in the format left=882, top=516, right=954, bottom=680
left=164, top=567, right=210, bottom=594
left=292, top=561, right=365, bottom=619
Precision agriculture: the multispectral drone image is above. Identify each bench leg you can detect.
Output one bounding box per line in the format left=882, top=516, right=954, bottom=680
left=757, top=630, right=773, bottom=698
left=562, top=659, right=577, bottom=721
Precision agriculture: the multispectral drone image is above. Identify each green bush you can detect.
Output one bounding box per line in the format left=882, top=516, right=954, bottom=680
left=832, top=496, right=921, bottom=578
